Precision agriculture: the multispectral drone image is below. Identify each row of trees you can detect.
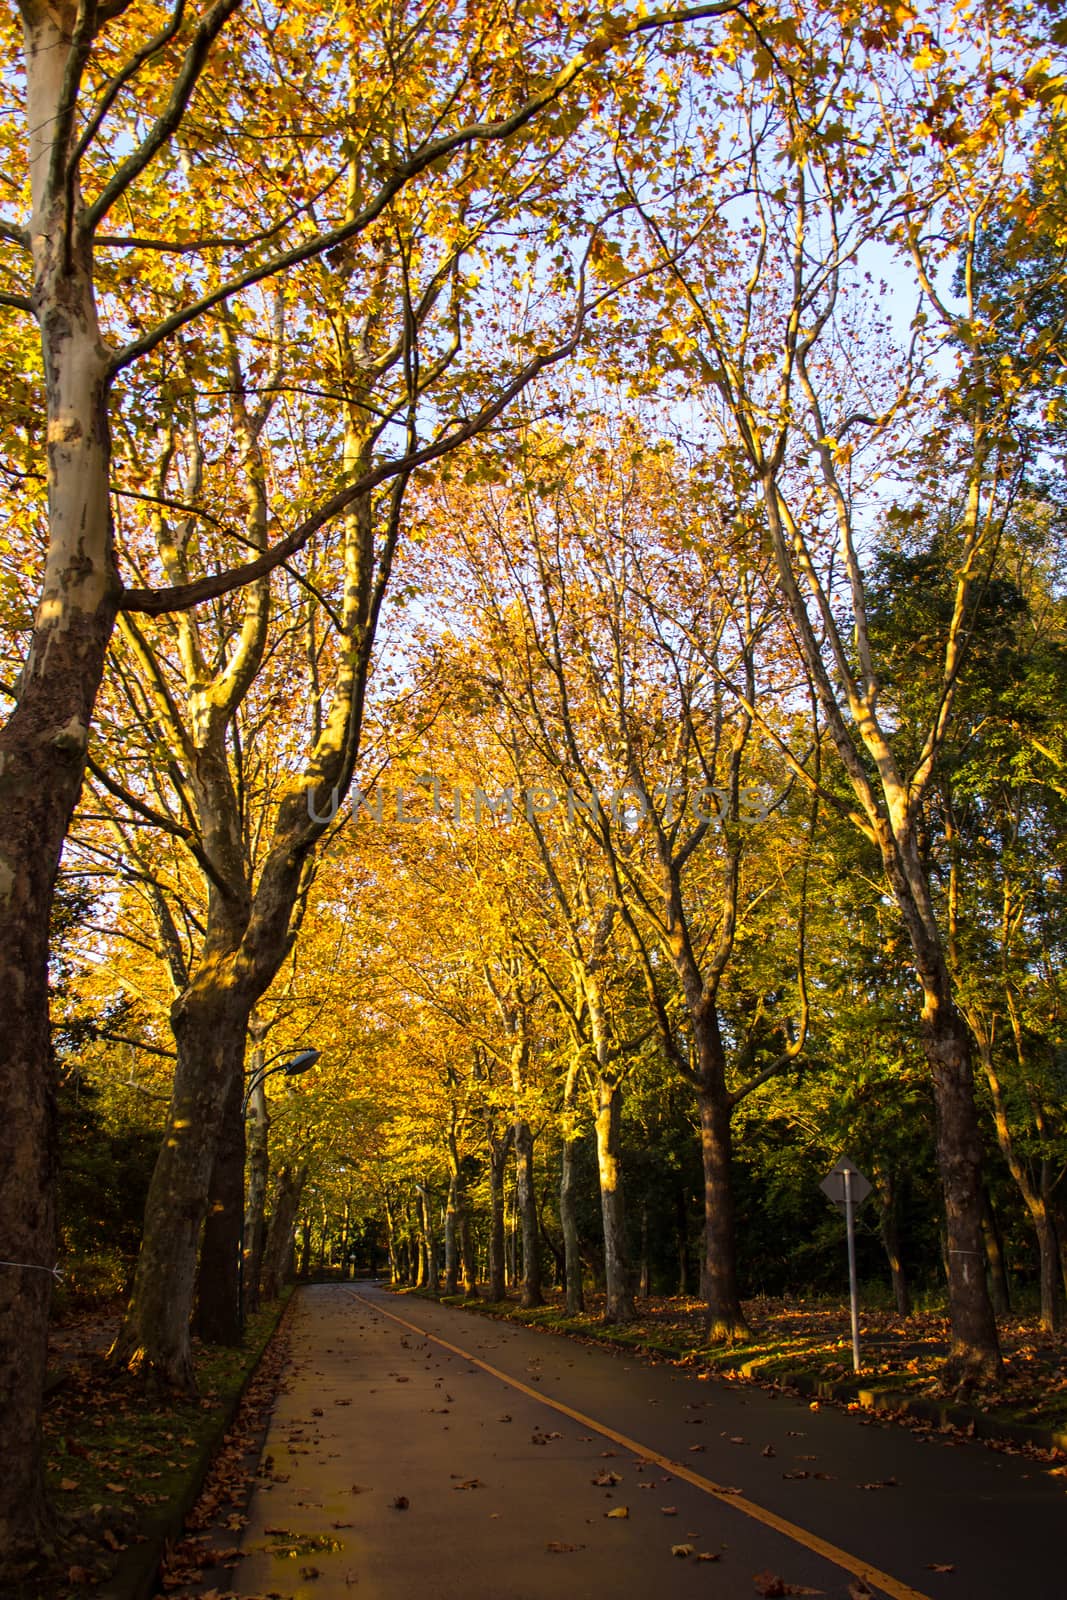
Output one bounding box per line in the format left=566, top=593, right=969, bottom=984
left=0, top=0, right=1063, bottom=1578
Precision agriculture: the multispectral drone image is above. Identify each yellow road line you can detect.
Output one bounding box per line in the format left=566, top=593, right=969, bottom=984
left=347, top=1289, right=932, bottom=1600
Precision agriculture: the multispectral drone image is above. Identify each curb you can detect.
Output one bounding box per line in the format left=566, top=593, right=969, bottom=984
left=96, top=1293, right=294, bottom=1600
left=401, top=1289, right=1067, bottom=1460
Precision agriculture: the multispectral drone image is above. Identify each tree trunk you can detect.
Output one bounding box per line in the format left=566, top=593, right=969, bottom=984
left=560, top=1132, right=585, bottom=1314
left=697, top=1085, right=748, bottom=1341
left=261, top=1164, right=307, bottom=1301
left=676, top=1189, right=690, bottom=1295
left=459, top=1208, right=478, bottom=1297
left=594, top=1079, right=634, bottom=1323
left=980, top=1042, right=1061, bottom=1333
left=244, top=1065, right=271, bottom=1316
left=488, top=1131, right=509, bottom=1301
left=193, top=1064, right=246, bottom=1345
left=1033, top=1204, right=1062, bottom=1335
left=0, top=13, right=121, bottom=1561
left=979, top=1186, right=1011, bottom=1321
left=110, top=992, right=250, bottom=1389
left=639, top=1205, right=650, bottom=1299
left=419, top=1187, right=438, bottom=1289
left=874, top=1168, right=911, bottom=1318
left=443, top=1172, right=459, bottom=1295
left=513, top=1119, right=543, bottom=1308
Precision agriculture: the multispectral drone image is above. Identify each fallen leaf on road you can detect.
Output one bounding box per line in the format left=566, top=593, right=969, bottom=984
left=927, top=1564, right=955, bottom=1573
left=783, top=1470, right=809, bottom=1480
left=606, top=1505, right=630, bottom=1519
left=753, top=1575, right=787, bottom=1597
left=688, top=1444, right=706, bottom=1452
left=546, top=1541, right=585, bottom=1552
left=752, top=1575, right=824, bottom=1597
left=857, top=1478, right=898, bottom=1490
left=451, top=1478, right=484, bottom=1490
left=391, top=1495, right=409, bottom=1510
left=592, top=1471, right=622, bottom=1486
left=661, top=1506, right=678, bottom=1515
left=671, top=1544, right=694, bottom=1557
left=762, top=1445, right=776, bottom=1457
left=696, top=1552, right=722, bottom=1562
left=847, top=1582, right=873, bottom=1599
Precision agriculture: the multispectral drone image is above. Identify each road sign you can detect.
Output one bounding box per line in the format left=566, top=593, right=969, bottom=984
left=819, top=1157, right=871, bottom=1374
left=820, top=1156, right=871, bottom=1213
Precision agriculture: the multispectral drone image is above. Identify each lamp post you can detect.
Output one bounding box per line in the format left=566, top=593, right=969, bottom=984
left=239, top=1047, right=320, bottom=1331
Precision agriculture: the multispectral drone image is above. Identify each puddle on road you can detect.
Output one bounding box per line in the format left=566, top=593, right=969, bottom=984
left=261, top=1529, right=346, bottom=1558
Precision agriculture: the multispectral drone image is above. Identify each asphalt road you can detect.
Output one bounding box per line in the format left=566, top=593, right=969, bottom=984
left=228, top=1283, right=1065, bottom=1600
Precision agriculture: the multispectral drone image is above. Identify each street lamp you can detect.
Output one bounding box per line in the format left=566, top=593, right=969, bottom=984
left=242, top=1046, right=321, bottom=1113
left=239, top=1046, right=321, bottom=1328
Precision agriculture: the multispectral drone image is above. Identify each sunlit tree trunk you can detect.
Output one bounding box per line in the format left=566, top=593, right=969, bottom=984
left=443, top=1172, right=459, bottom=1295
left=594, top=1080, right=634, bottom=1323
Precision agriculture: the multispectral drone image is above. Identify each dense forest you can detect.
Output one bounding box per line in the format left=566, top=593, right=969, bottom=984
left=0, top=0, right=1064, bottom=1579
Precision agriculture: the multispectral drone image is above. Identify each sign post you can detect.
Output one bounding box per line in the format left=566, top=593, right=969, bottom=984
left=819, top=1157, right=871, bottom=1374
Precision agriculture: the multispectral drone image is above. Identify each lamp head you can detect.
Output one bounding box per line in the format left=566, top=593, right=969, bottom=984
left=283, top=1047, right=320, bottom=1076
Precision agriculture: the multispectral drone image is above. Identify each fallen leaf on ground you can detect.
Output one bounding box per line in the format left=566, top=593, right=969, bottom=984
left=671, top=1544, right=694, bottom=1557
left=753, top=1575, right=788, bottom=1597
left=927, top=1564, right=955, bottom=1573
left=391, top=1495, right=409, bottom=1509
left=661, top=1506, right=678, bottom=1515
left=546, top=1541, right=585, bottom=1552
left=592, top=1471, right=622, bottom=1486
left=606, top=1505, right=630, bottom=1519
left=752, top=1576, right=824, bottom=1597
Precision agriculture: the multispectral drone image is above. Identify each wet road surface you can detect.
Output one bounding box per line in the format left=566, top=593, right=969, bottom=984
left=229, top=1284, right=1064, bottom=1599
